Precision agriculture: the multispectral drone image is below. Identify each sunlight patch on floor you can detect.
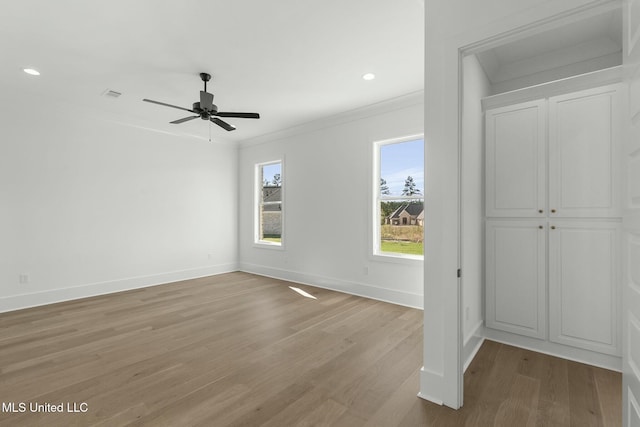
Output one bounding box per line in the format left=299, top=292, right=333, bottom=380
left=288, top=286, right=317, bottom=299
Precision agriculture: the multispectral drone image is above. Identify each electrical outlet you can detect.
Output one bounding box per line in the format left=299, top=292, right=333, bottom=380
left=19, top=274, right=30, bottom=284
left=465, top=306, right=470, bottom=321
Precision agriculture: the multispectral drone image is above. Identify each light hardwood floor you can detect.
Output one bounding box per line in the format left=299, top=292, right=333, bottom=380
left=0, top=272, right=621, bottom=426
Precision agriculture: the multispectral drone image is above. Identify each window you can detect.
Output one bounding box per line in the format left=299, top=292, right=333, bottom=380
left=255, top=160, right=283, bottom=246
left=374, top=136, right=424, bottom=259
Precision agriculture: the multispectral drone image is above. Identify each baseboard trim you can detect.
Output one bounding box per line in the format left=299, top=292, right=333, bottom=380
left=482, top=326, right=622, bottom=372
left=463, top=322, right=485, bottom=372
left=239, top=263, right=423, bottom=309
left=0, top=263, right=239, bottom=313
left=419, top=367, right=445, bottom=405
left=417, top=392, right=443, bottom=406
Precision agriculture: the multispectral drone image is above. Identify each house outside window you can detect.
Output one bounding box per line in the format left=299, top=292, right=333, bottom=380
left=373, top=136, right=424, bottom=259
left=256, top=160, right=283, bottom=246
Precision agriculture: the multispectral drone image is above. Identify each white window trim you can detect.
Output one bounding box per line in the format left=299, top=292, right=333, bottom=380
left=371, top=134, right=424, bottom=263
left=254, top=159, right=285, bottom=250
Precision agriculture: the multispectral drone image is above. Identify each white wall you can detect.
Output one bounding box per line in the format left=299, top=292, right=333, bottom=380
left=0, top=97, right=238, bottom=312
left=238, top=93, right=424, bottom=308
left=461, top=54, right=491, bottom=365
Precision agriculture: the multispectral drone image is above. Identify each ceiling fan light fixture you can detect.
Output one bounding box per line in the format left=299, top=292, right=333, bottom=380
left=362, top=72, right=376, bottom=81
left=23, top=68, right=40, bottom=76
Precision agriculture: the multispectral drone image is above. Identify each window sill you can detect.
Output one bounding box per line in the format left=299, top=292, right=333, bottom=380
left=371, top=252, right=423, bottom=265
left=253, top=241, right=285, bottom=250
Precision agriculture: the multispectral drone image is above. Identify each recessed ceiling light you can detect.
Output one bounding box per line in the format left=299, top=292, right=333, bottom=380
left=362, top=73, right=376, bottom=81
left=23, top=68, right=40, bottom=76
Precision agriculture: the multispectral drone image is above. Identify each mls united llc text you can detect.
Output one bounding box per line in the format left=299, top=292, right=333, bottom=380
left=1, top=402, right=88, bottom=413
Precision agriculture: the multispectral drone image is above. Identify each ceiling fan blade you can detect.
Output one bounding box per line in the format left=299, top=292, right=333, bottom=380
left=211, top=117, right=236, bottom=131
left=200, top=91, right=214, bottom=111
left=214, top=112, right=260, bottom=119
left=170, top=116, right=199, bottom=124
left=143, top=99, right=195, bottom=113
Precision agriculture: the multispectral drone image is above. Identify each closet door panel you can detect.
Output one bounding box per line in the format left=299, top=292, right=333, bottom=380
left=548, top=85, right=621, bottom=218
left=486, top=220, right=546, bottom=338
left=548, top=221, right=621, bottom=355
left=486, top=100, right=546, bottom=218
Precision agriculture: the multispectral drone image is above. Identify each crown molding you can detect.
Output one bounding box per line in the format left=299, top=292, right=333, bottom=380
left=239, top=90, right=424, bottom=148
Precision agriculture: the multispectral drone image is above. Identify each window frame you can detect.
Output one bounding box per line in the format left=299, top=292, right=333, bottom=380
left=254, top=159, right=285, bottom=249
left=372, top=134, right=424, bottom=262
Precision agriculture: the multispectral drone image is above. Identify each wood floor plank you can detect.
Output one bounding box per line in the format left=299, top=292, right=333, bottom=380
left=519, top=348, right=571, bottom=426
left=0, top=272, right=622, bottom=426
left=461, top=339, right=500, bottom=405
left=328, top=326, right=423, bottom=421
left=459, top=342, right=526, bottom=426
left=254, top=386, right=337, bottom=427
left=568, top=361, right=605, bottom=427
left=363, top=368, right=422, bottom=427
left=493, top=374, right=540, bottom=426
left=594, top=366, right=622, bottom=427
left=397, top=398, right=448, bottom=426
left=290, top=398, right=349, bottom=427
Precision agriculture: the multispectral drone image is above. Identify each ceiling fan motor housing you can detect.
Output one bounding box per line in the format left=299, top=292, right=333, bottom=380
left=193, top=102, right=218, bottom=114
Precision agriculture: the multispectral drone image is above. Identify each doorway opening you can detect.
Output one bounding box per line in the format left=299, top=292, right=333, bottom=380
left=456, top=0, right=623, bottom=408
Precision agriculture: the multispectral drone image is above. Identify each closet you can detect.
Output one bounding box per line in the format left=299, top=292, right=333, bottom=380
left=484, top=82, right=622, bottom=357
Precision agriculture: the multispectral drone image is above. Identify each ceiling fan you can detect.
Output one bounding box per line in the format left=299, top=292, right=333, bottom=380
left=143, top=73, right=260, bottom=132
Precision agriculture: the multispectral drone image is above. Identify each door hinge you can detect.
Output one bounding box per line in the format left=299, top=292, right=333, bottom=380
left=457, top=268, right=462, bottom=278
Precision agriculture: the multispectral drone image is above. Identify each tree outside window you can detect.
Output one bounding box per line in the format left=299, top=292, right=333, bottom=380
left=375, top=137, right=424, bottom=258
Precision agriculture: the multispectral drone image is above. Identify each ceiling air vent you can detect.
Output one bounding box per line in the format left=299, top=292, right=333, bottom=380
left=102, top=89, right=122, bottom=98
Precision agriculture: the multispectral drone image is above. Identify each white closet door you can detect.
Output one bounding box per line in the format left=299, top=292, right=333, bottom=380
left=548, top=85, right=621, bottom=218
left=486, top=220, right=546, bottom=339
left=486, top=100, right=546, bottom=218
left=548, top=220, right=621, bottom=356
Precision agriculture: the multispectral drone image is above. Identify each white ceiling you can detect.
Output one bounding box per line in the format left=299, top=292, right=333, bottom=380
left=0, top=0, right=425, bottom=143
left=476, top=9, right=622, bottom=91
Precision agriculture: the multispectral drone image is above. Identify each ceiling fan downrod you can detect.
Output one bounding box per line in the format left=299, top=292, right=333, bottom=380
left=200, top=72, right=211, bottom=93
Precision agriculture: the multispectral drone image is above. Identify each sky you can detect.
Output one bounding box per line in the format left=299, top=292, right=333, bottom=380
left=380, top=138, right=424, bottom=196
left=262, top=162, right=281, bottom=186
